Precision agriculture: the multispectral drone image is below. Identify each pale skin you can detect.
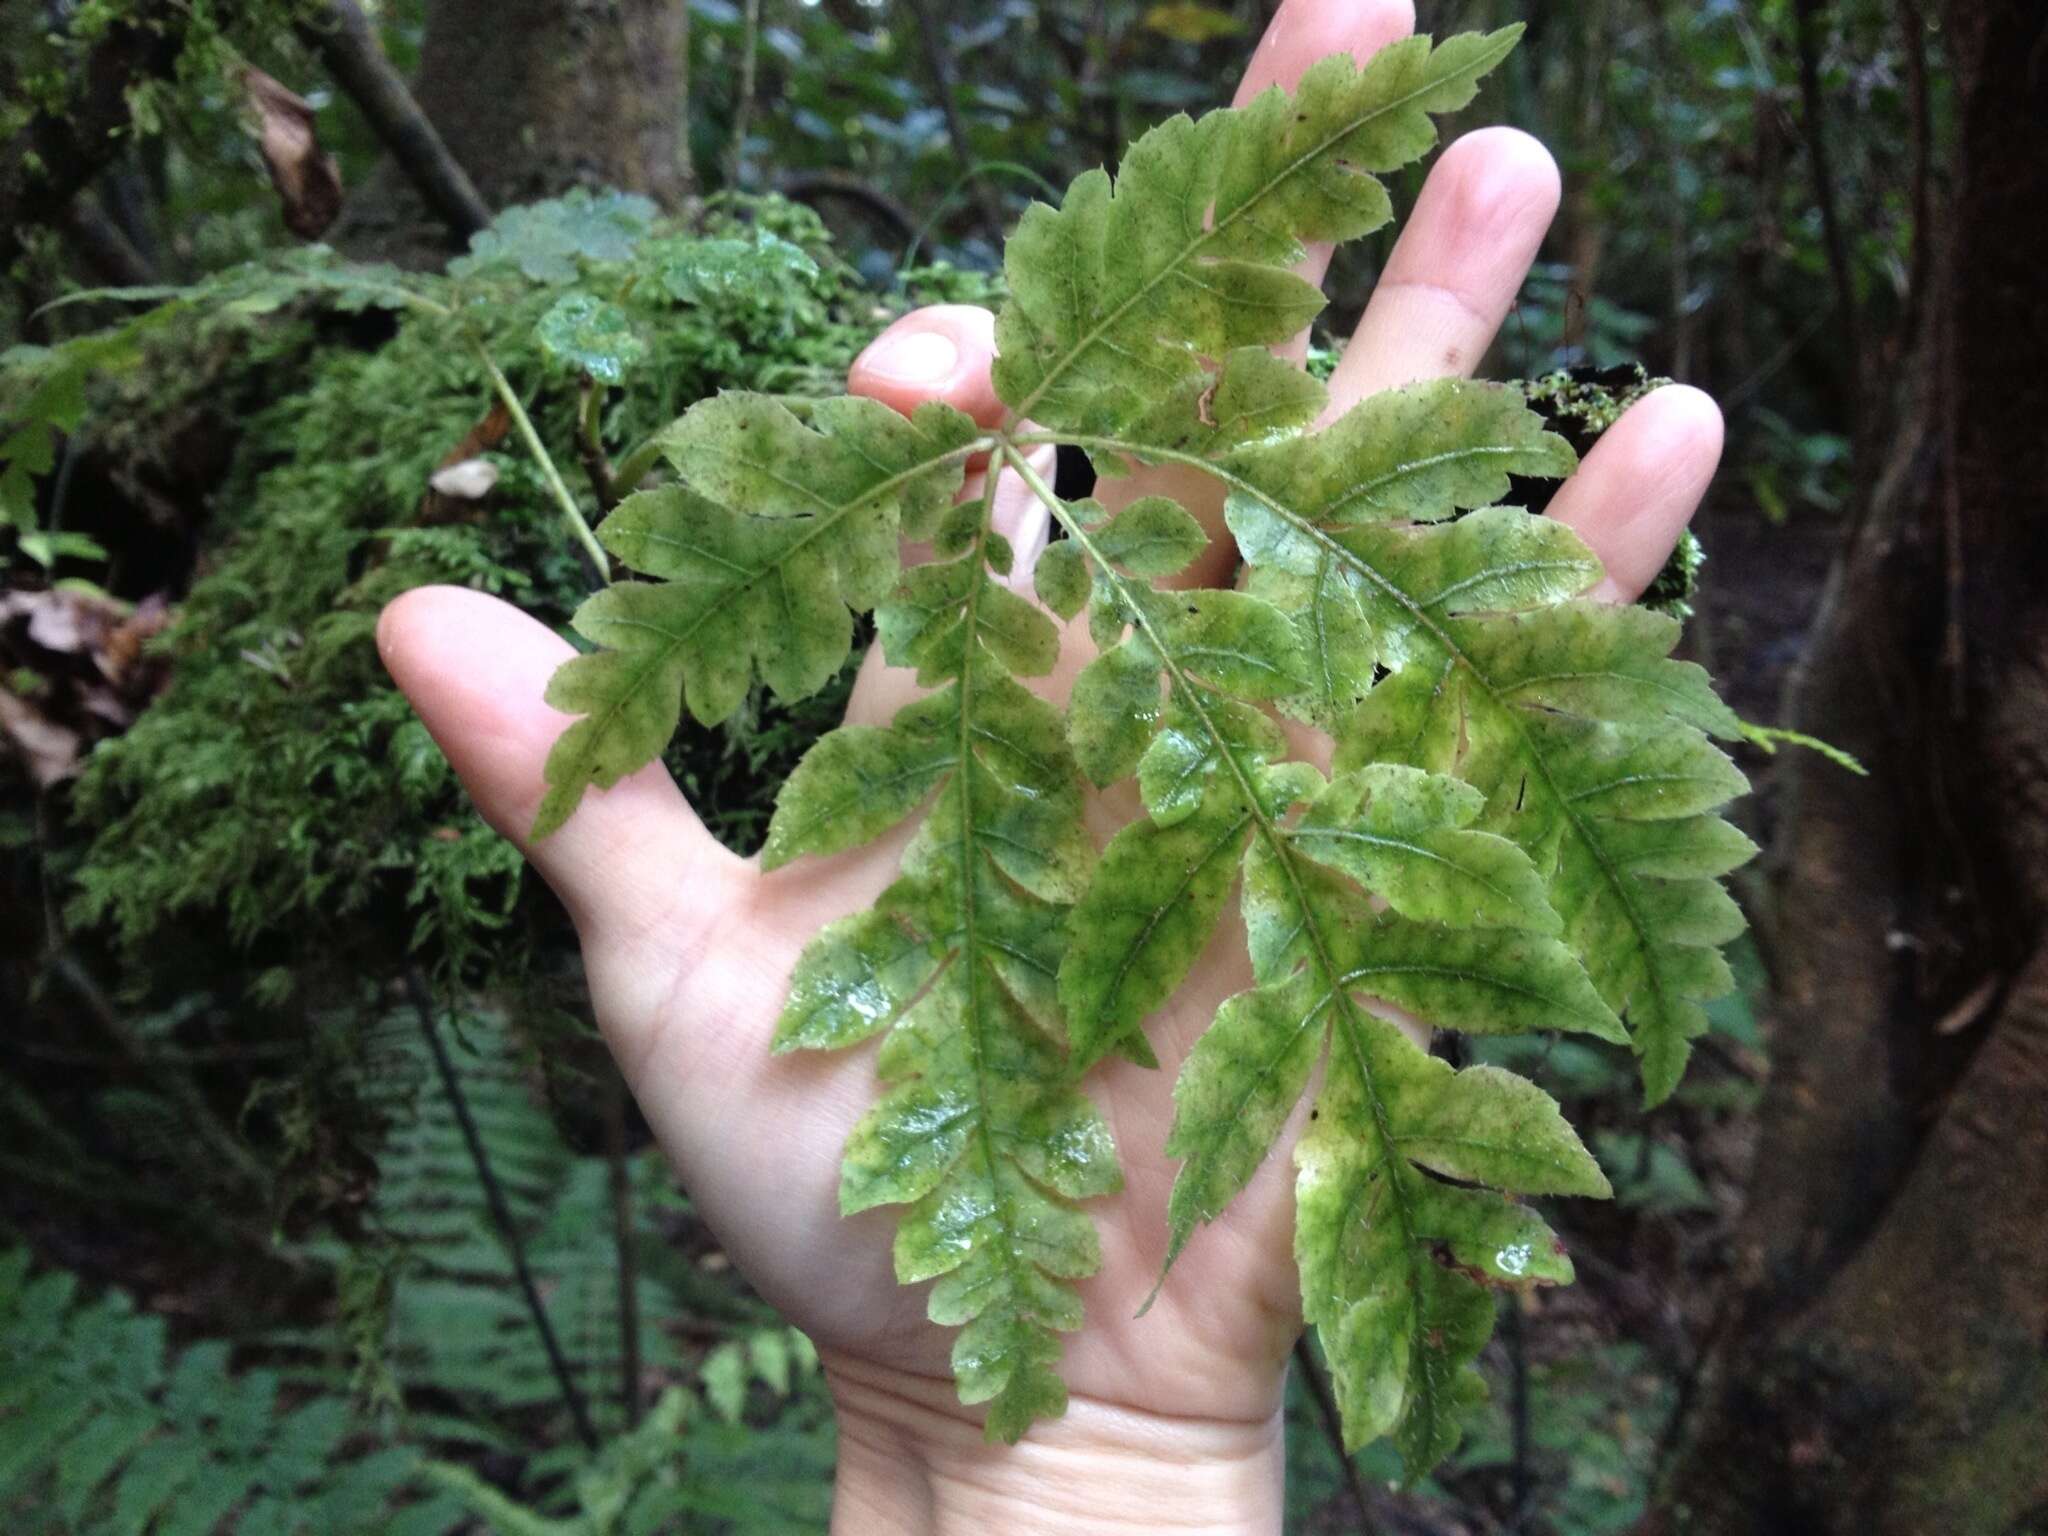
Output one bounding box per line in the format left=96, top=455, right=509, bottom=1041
left=377, top=1, right=1726, bottom=1528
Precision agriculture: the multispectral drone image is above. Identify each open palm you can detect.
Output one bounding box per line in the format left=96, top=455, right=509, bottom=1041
left=380, top=0, right=1722, bottom=1451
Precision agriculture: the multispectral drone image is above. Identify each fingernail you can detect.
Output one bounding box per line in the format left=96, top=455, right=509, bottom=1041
left=860, top=329, right=958, bottom=384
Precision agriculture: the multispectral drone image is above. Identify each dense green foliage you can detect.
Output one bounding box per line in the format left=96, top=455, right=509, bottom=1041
left=0, top=1016, right=832, bottom=1535
left=531, top=30, right=1751, bottom=1469
left=2, top=193, right=987, bottom=1531
left=26, top=194, right=991, bottom=988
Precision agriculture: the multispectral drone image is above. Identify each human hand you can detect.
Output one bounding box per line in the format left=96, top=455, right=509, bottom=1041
left=378, top=1, right=1722, bottom=1528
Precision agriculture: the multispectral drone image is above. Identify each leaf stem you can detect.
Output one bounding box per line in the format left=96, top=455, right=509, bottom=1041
left=1002, top=440, right=1430, bottom=1397
left=404, top=970, right=601, bottom=1451
left=609, top=432, right=668, bottom=498
left=1293, top=1336, right=1377, bottom=1531
left=473, top=338, right=611, bottom=584
left=576, top=375, right=619, bottom=512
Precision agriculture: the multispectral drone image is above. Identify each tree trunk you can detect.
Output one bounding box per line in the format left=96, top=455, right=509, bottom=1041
left=339, top=0, right=690, bottom=262
left=1648, top=2, right=2048, bottom=1531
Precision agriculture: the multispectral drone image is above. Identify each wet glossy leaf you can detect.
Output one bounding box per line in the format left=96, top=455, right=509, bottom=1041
left=655, top=231, right=818, bottom=304
left=534, top=292, right=646, bottom=383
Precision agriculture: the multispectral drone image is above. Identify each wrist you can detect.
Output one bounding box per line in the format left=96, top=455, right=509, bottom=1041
left=823, top=1352, right=1286, bottom=1536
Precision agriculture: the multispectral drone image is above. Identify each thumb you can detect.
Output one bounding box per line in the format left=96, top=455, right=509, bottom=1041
left=850, top=303, right=1056, bottom=587
left=377, top=585, right=745, bottom=989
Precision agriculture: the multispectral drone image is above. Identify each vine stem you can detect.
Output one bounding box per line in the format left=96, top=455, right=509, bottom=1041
left=1293, top=1336, right=1379, bottom=1532
left=473, top=339, right=611, bottom=584
left=403, top=970, right=601, bottom=1452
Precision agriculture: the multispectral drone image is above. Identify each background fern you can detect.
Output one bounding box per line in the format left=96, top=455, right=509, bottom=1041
left=0, top=1249, right=460, bottom=1535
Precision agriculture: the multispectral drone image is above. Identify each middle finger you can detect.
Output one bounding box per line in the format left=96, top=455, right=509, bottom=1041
left=1323, top=125, right=1561, bottom=410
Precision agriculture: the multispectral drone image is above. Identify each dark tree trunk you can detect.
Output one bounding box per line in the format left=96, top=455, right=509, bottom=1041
left=1647, top=1, right=2048, bottom=1531
left=339, top=0, right=690, bottom=262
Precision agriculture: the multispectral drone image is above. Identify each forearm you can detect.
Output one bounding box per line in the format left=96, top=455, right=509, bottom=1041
left=825, top=1353, right=1287, bottom=1536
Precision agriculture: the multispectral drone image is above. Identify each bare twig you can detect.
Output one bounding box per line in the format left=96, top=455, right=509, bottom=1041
left=294, top=0, right=491, bottom=240
left=404, top=970, right=600, bottom=1452
left=1293, top=1336, right=1376, bottom=1532
left=605, top=1075, right=644, bottom=1427
left=901, top=0, right=1005, bottom=242
left=726, top=0, right=764, bottom=188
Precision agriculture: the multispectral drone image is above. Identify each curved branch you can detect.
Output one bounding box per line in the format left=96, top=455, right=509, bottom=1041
left=777, top=170, right=917, bottom=240
left=293, top=0, right=492, bottom=240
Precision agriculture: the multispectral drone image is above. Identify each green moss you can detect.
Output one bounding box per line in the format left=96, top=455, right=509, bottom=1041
left=57, top=198, right=999, bottom=1003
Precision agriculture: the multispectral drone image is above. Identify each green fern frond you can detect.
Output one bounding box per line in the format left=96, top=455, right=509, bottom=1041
left=0, top=1250, right=453, bottom=1535
left=764, top=470, right=1121, bottom=1443
left=532, top=25, right=1753, bottom=1467
left=994, top=28, right=1525, bottom=435
left=533, top=396, right=986, bottom=837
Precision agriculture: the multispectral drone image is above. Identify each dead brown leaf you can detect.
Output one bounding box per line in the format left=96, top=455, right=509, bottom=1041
left=0, top=689, right=83, bottom=787
left=0, top=587, right=176, bottom=771
left=243, top=67, right=343, bottom=240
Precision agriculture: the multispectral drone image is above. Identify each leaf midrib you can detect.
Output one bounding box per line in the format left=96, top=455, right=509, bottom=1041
left=1008, top=445, right=1433, bottom=1428
left=1067, top=435, right=1679, bottom=1082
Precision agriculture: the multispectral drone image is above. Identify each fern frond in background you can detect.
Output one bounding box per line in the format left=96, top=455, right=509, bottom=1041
left=0, top=1249, right=460, bottom=1535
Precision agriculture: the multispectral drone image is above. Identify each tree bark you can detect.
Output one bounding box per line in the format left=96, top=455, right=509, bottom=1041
left=293, top=0, right=492, bottom=242
left=1647, top=1, right=2048, bottom=1531
left=338, top=0, right=691, bottom=262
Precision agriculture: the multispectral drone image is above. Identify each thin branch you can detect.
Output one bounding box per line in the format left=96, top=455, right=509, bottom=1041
left=1293, top=1338, right=1376, bottom=1532
left=1505, top=1292, right=1533, bottom=1532
left=677, top=0, right=695, bottom=196
left=778, top=170, right=917, bottom=242
left=901, top=0, right=1006, bottom=242
left=0, top=0, right=190, bottom=271
left=30, top=790, right=271, bottom=1194
left=294, top=0, right=492, bottom=240
left=1896, top=0, right=1933, bottom=348
left=59, top=196, right=157, bottom=287
left=1792, top=0, right=1864, bottom=432
left=45, top=948, right=274, bottom=1189
left=404, top=970, right=600, bottom=1452
left=605, top=1075, right=644, bottom=1428
left=726, top=0, right=765, bottom=189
